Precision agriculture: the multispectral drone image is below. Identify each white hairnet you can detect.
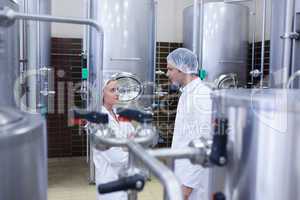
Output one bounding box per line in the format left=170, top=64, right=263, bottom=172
left=102, top=78, right=111, bottom=90
left=167, top=48, right=199, bottom=74
left=102, top=73, right=117, bottom=90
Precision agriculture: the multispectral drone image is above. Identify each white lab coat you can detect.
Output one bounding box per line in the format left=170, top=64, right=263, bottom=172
left=93, top=106, right=134, bottom=200
left=171, top=78, right=212, bottom=200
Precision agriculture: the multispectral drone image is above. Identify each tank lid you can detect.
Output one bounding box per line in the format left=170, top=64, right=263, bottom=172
left=0, top=107, right=23, bottom=126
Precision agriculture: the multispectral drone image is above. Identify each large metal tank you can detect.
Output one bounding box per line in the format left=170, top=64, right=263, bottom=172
left=18, top=0, right=52, bottom=113
left=209, top=89, right=300, bottom=200
left=0, top=0, right=19, bottom=108
left=0, top=108, right=47, bottom=200
left=89, top=0, right=155, bottom=102
left=269, top=0, right=300, bottom=88
left=183, top=2, right=249, bottom=86
left=86, top=0, right=156, bottom=183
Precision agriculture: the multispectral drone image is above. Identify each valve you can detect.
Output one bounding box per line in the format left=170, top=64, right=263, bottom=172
left=249, top=69, right=261, bottom=78
left=116, top=108, right=153, bottom=124
left=189, top=117, right=228, bottom=167
left=210, top=118, right=228, bottom=166
left=73, top=110, right=109, bottom=124
left=98, top=174, right=145, bottom=194
left=213, top=192, right=226, bottom=200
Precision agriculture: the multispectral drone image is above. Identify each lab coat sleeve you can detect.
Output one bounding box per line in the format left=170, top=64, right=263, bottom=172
left=101, top=122, right=135, bottom=166
left=175, top=158, right=208, bottom=189
left=173, top=83, right=212, bottom=189
left=102, top=147, right=128, bottom=166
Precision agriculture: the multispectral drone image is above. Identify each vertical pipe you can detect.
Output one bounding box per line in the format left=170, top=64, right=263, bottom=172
left=127, top=152, right=138, bottom=200
left=37, top=0, right=42, bottom=111
left=250, top=0, right=257, bottom=85
left=192, top=0, right=199, bottom=55
left=83, top=0, right=90, bottom=56
left=83, top=0, right=91, bottom=165
left=290, top=14, right=297, bottom=88
left=260, top=0, right=267, bottom=88
left=127, top=141, right=183, bottom=200
left=89, top=0, right=96, bottom=184
left=163, top=159, right=174, bottom=200
left=198, top=0, right=204, bottom=69
left=281, top=0, right=296, bottom=86
left=152, top=0, right=157, bottom=108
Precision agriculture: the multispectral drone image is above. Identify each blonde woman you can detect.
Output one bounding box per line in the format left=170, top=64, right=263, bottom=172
left=93, top=78, right=134, bottom=200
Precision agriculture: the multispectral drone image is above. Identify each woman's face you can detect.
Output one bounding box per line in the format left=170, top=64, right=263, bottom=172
left=103, top=80, right=119, bottom=107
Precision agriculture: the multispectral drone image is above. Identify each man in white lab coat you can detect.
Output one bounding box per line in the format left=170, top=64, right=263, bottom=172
left=166, top=48, right=212, bottom=200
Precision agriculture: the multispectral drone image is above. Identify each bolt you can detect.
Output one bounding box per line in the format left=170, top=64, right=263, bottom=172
left=136, top=180, right=143, bottom=189
left=219, top=157, right=226, bottom=165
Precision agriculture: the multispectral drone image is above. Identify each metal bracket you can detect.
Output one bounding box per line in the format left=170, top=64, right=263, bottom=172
left=39, top=66, right=52, bottom=72
left=250, top=69, right=262, bottom=78
left=280, top=32, right=300, bottom=40
left=40, top=90, right=55, bottom=96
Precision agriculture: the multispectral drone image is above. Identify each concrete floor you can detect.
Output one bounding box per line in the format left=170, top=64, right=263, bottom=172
left=48, top=157, right=163, bottom=200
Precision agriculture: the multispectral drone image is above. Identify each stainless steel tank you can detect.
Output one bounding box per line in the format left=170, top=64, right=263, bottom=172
left=183, top=2, right=249, bottom=86
left=269, top=0, right=300, bottom=88
left=0, top=107, right=47, bottom=200
left=87, top=0, right=156, bottom=183
left=0, top=0, right=19, bottom=108
left=89, top=0, right=155, bottom=100
left=209, top=89, right=300, bottom=200
left=18, top=0, right=52, bottom=113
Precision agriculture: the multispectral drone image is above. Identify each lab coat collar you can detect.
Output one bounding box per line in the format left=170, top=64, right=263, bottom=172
left=181, top=77, right=201, bottom=94
left=102, top=106, right=119, bottom=124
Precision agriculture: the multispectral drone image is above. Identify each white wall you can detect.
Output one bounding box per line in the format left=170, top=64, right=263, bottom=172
left=178, top=0, right=272, bottom=42
left=51, top=0, right=272, bottom=42
left=156, top=0, right=179, bottom=42
left=51, top=0, right=184, bottom=42
left=51, top=0, right=85, bottom=38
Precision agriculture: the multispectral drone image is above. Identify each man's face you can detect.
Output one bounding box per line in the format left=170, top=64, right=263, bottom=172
left=166, top=63, right=183, bottom=85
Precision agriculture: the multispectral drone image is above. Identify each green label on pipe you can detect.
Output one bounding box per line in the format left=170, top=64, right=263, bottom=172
left=82, top=68, right=88, bottom=80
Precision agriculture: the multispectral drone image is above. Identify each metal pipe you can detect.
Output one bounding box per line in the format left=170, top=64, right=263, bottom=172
left=260, top=0, right=267, bottom=88
left=83, top=0, right=91, bottom=56
left=0, top=7, right=104, bottom=183
left=192, top=0, right=199, bottom=55
left=290, top=16, right=297, bottom=89
left=93, top=131, right=156, bottom=147
left=281, top=0, right=297, bottom=87
left=251, top=0, right=257, bottom=85
left=85, top=0, right=94, bottom=183
left=127, top=152, right=138, bottom=200
left=147, top=147, right=199, bottom=160
left=287, top=70, right=300, bottom=88
left=0, top=7, right=104, bottom=111
left=2, top=9, right=103, bottom=32
left=198, top=0, right=204, bottom=69
left=127, top=141, right=183, bottom=200
left=153, top=0, right=158, bottom=86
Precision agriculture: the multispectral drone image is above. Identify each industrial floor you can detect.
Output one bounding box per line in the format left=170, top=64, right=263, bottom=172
left=48, top=157, right=163, bottom=200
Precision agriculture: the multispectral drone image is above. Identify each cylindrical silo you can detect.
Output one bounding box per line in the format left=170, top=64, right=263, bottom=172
left=0, top=108, right=47, bottom=200
left=210, top=89, right=300, bottom=200
left=89, top=0, right=155, bottom=101
left=269, top=0, right=300, bottom=88
left=86, top=0, right=156, bottom=183
left=183, top=2, right=249, bottom=87
left=0, top=0, right=20, bottom=108
left=18, top=0, right=52, bottom=113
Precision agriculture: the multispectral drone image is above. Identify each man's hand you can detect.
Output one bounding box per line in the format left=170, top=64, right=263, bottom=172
left=182, top=185, right=193, bottom=200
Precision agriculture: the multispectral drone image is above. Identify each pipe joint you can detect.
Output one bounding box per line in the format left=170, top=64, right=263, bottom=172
left=280, top=32, right=300, bottom=40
